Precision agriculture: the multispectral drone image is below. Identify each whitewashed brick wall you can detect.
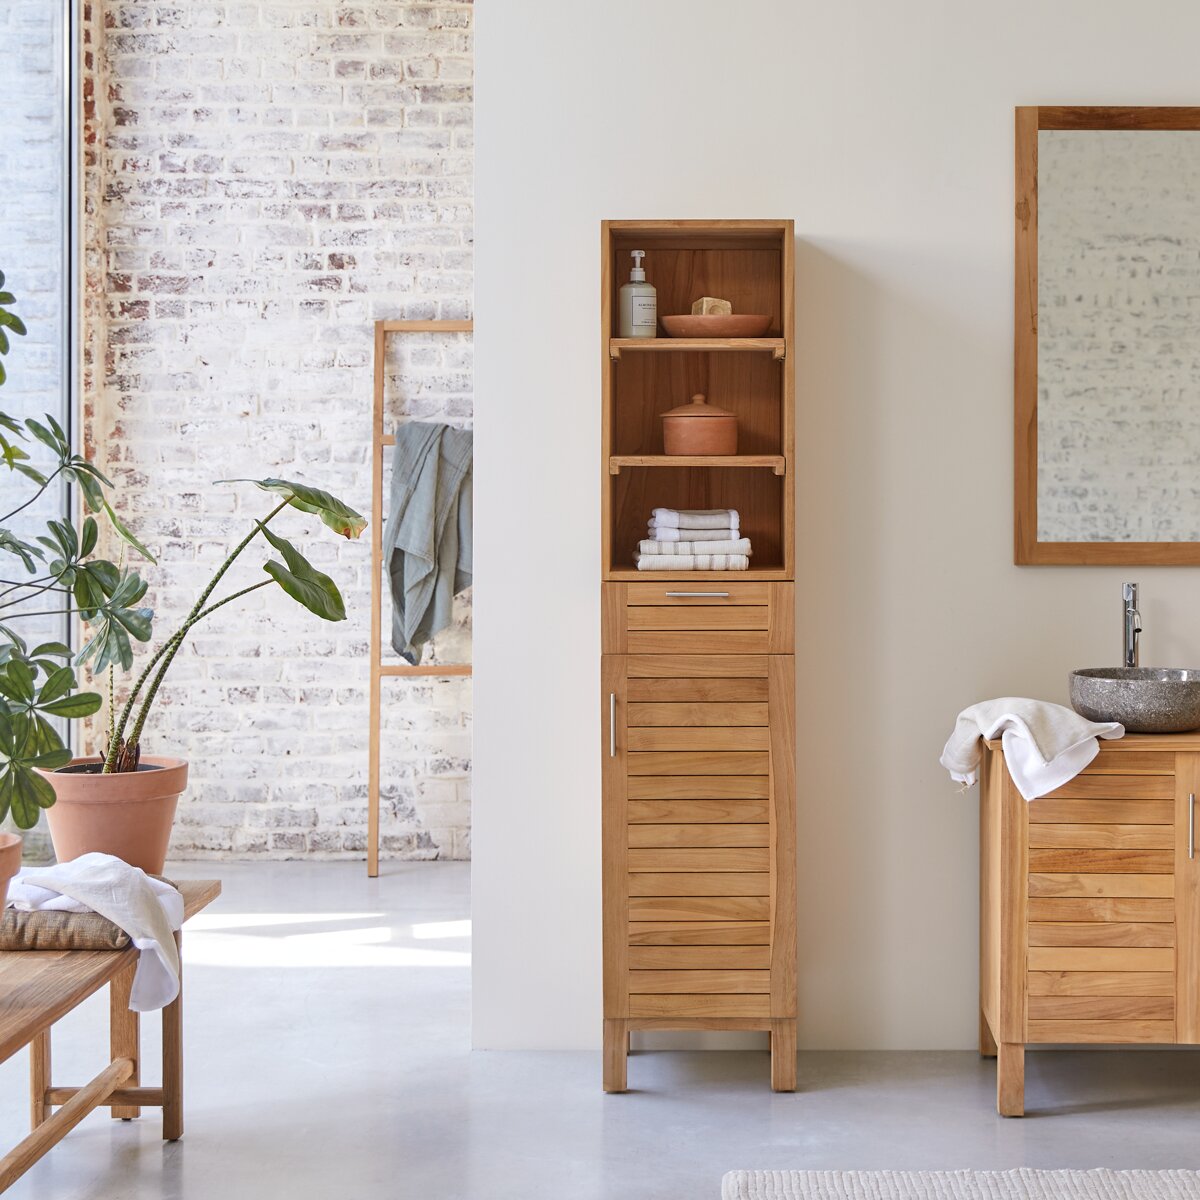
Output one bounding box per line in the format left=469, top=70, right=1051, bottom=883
left=81, top=0, right=474, bottom=859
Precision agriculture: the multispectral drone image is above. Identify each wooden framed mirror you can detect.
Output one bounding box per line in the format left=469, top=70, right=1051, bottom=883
left=1015, top=106, right=1200, bottom=564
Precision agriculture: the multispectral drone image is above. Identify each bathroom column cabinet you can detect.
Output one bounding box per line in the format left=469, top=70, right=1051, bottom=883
left=980, top=736, right=1200, bottom=1116
left=600, top=220, right=797, bottom=1092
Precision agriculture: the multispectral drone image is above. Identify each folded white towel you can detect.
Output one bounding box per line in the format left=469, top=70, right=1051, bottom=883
left=636, top=553, right=750, bottom=571
left=8, top=852, right=185, bottom=1012
left=639, top=538, right=752, bottom=556
left=650, top=508, right=739, bottom=531
left=647, top=525, right=740, bottom=543
left=940, top=697, right=1124, bottom=801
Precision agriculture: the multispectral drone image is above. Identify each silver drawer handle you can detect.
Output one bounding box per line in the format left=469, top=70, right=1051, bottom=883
left=609, top=693, right=616, bottom=758
left=665, top=591, right=730, bottom=598
left=1190, top=793, right=1195, bottom=861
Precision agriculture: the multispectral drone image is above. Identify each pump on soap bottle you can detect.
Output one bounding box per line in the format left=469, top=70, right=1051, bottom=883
left=618, top=250, right=657, bottom=338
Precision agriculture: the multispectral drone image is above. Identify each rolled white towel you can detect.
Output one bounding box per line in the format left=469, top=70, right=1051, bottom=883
left=647, top=525, right=740, bottom=543
left=650, top=508, right=739, bottom=531
left=635, top=553, right=750, bottom=571
left=639, top=538, right=752, bottom=556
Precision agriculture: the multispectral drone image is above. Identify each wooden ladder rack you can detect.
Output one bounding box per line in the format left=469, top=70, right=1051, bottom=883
left=369, top=318, right=474, bottom=877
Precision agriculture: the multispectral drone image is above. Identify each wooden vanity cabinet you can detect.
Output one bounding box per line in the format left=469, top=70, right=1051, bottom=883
left=599, top=220, right=797, bottom=1093
left=979, top=736, right=1200, bottom=1115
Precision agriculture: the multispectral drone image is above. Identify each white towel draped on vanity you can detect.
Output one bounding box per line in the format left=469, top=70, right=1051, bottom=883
left=940, top=697, right=1124, bottom=800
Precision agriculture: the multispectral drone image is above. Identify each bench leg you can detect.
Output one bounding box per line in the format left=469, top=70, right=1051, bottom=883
left=29, top=1029, right=51, bottom=1130
left=163, top=932, right=183, bottom=1141
left=110, top=962, right=141, bottom=1120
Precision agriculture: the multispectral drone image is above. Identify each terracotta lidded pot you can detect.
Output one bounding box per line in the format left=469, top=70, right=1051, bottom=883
left=661, top=393, right=738, bottom=456
left=0, top=832, right=22, bottom=910
left=38, top=756, right=188, bottom=875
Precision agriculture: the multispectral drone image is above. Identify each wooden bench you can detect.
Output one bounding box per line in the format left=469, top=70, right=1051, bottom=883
left=0, top=878, right=221, bottom=1191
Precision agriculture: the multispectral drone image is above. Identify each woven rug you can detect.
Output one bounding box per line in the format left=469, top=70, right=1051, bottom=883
left=722, top=1171, right=1200, bottom=1200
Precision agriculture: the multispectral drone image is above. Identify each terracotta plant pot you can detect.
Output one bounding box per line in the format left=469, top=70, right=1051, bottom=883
left=0, top=832, right=22, bottom=910
left=662, top=393, right=738, bottom=456
left=38, top=756, right=187, bottom=874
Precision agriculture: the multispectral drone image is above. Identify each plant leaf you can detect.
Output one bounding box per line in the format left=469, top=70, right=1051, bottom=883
left=225, top=478, right=367, bottom=539
left=102, top=497, right=155, bottom=563
left=259, top=524, right=347, bottom=622
left=40, top=691, right=102, bottom=719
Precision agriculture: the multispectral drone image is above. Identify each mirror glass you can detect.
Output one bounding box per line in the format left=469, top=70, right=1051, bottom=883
left=1037, top=129, right=1200, bottom=542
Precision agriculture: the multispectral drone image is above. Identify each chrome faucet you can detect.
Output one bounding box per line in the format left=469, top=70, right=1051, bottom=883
left=1123, top=582, right=1142, bottom=669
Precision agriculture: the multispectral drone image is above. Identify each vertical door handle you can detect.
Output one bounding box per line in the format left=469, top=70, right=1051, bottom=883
left=1190, top=793, right=1195, bottom=861
left=609, top=693, right=616, bottom=758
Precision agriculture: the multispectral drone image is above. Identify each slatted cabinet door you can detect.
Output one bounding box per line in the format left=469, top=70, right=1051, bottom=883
left=602, top=636, right=795, bottom=1093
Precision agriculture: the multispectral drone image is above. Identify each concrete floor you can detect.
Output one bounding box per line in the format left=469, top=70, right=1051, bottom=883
left=4, top=863, right=1200, bottom=1200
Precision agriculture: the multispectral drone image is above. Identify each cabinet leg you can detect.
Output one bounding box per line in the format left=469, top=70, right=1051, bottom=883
left=979, top=1007, right=997, bottom=1058
left=997, top=1042, right=1024, bottom=1117
left=603, top=1019, right=628, bottom=1093
left=770, top=1019, right=797, bottom=1092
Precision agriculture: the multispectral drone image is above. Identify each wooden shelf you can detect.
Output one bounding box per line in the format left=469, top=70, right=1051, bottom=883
left=605, top=566, right=790, bottom=581
left=609, top=455, right=785, bottom=476
left=609, top=338, right=785, bottom=360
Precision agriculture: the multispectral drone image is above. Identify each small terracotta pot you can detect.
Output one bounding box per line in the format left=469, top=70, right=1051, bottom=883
left=38, top=756, right=187, bottom=874
left=662, top=393, right=738, bottom=456
left=0, top=832, right=22, bottom=910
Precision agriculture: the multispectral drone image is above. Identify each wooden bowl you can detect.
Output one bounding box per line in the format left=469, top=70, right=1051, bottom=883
left=660, top=314, right=773, bottom=338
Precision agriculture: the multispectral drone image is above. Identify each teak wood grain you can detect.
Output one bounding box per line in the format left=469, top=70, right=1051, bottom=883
left=627, top=872, right=770, bottom=897
left=1028, top=971, right=1175, bottom=997
left=627, top=921, right=771, bottom=945
left=628, top=946, right=771, bottom=970
left=627, top=776, right=769, bottom=800
left=1027, top=1020, right=1174, bottom=1044
left=1028, top=798, right=1174, bottom=824
left=626, top=727, right=769, bottom=752
left=1028, top=922, right=1175, bottom=947
left=1027, top=995, right=1174, bottom=1021
left=627, top=823, right=769, bottom=848
left=627, top=678, right=769, bottom=703
left=1026, top=897, right=1175, bottom=923
left=627, top=799, right=770, bottom=823
left=628, top=994, right=771, bottom=1018
left=1175, top=754, right=1200, bottom=1041
left=627, top=702, right=769, bottom=727
left=1027, top=825, right=1174, bottom=850
left=627, top=896, right=771, bottom=922
left=627, top=847, right=770, bottom=873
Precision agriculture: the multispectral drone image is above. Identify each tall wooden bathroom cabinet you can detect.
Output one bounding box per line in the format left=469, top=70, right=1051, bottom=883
left=599, top=220, right=797, bottom=1092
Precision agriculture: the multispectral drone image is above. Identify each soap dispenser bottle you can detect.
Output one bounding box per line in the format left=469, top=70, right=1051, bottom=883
left=618, top=250, right=657, bottom=338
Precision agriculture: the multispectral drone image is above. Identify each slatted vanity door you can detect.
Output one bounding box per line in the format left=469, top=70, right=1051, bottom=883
left=1024, top=748, right=1200, bottom=1045
left=601, top=581, right=796, bottom=1092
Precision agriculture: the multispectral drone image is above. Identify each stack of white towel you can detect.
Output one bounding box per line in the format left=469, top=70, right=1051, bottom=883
left=635, top=508, right=751, bottom=571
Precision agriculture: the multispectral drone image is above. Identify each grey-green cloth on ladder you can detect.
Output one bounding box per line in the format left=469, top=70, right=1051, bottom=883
left=384, top=421, right=473, bottom=664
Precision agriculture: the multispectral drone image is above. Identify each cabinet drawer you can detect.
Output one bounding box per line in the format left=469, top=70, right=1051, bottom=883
left=603, top=582, right=793, bottom=653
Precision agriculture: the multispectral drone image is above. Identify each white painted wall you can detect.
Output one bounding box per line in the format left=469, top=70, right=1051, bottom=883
left=472, top=0, right=1200, bottom=1050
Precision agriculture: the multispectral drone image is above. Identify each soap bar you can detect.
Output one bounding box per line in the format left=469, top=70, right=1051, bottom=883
left=690, top=296, right=733, bottom=316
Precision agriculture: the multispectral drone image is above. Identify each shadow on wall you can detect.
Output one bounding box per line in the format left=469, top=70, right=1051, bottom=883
left=793, top=237, right=999, bottom=1047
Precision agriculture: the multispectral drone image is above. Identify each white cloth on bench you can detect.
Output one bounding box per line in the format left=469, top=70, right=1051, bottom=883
left=8, top=853, right=184, bottom=1011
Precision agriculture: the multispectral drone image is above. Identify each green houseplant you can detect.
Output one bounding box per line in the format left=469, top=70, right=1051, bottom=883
left=37, top=476, right=366, bottom=872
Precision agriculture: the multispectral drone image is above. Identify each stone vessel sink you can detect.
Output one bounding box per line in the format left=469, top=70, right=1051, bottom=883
left=1069, top=667, right=1200, bottom=734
